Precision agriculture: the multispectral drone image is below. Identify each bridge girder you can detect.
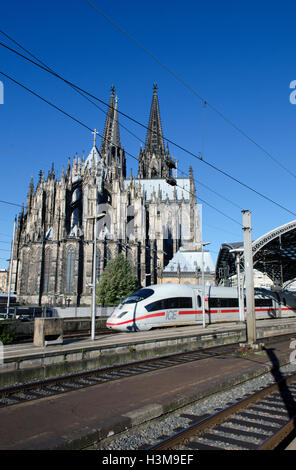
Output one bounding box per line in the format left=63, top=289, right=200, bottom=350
left=216, top=220, right=296, bottom=286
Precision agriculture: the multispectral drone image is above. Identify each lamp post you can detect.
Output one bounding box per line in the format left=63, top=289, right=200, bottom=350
left=201, top=242, right=211, bottom=328
left=7, top=217, right=16, bottom=316
left=88, top=211, right=106, bottom=340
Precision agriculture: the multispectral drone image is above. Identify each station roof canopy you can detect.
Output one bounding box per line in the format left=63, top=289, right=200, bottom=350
left=216, top=220, right=296, bottom=286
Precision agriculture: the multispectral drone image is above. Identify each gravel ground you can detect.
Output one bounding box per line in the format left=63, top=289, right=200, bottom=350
left=92, top=361, right=296, bottom=450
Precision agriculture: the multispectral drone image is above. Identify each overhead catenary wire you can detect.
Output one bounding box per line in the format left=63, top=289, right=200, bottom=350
left=0, top=30, right=146, bottom=148
left=0, top=199, right=23, bottom=208
left=84, top=0, right=296, bottom=181
left=0, top=41, right=295, bottom=219
left=201, top=100, right=207, bottom=160
left=203, top=223, right=242, bottom=238
left=0, top=28, right=243, bottom=218
left=177, top=167, right=242, bottom=210
left=0, top=69, right=243, bottom=228
left=174, top=182, right=241, bottom=227
left=0, top=60, right=242, bottom=227
left=0, top=26, right=244, bottom=213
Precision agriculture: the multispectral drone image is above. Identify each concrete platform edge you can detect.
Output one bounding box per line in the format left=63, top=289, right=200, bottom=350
left=53, top=354, right=290, bottom=450
left=1, top=318, right=296, bottom=388
left=0, top=329, right=245, bottom=387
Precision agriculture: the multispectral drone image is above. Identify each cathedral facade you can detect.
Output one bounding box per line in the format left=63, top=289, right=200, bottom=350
left=10, top=85, right=202, bottom=306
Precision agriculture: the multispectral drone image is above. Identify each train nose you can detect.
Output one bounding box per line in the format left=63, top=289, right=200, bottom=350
left=106, top=309, right=131, bottom=330
left=106, top=310, right=118, bottom=329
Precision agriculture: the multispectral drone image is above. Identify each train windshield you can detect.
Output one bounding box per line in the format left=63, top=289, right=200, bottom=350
left=122, top=288, right=154, bottom=305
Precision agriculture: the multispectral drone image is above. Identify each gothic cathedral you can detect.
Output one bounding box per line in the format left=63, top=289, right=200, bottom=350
left=10, top=85, right=202, bottom=306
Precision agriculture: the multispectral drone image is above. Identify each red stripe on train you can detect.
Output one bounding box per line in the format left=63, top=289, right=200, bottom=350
left=106, top=311, right=165, bottom=326
left=106, top=306, right=296, bottom=327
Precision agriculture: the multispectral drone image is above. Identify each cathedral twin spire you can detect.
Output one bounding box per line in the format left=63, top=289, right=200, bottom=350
left=100, top=85, right=121, bottom=156
left=86, top=84, right=171, bottom=181
left=145, top=83, right=165, bottom=156
left=138, top=83, right=171, bottom=179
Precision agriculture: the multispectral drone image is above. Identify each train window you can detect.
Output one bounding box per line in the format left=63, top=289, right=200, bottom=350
left=255, top=298, right=273, bottom=307
left=145, top=299, right=164, bottom=312
left=209, top=298, right=218, bottom=308
left=197, top=295, right=202, bottom=308
left=122, top=288, right=154, bottom=304
left=179, top=297, right=193, bottom=308
left=163, top=298, right=178, bottom=309
left=163, top=297, right=192, bottom=309
left=223, top=298, right=238, bottom=308
left=145, top=297, right=192, bottom=311
left=209, top=298, right=239, bottom=308
left=118, top=311, right=128, bottom=318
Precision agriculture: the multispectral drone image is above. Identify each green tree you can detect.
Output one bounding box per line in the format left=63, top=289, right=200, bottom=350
left=0, top=322, right=16, bottom=344
left=96, top=253, right=139, bottom=306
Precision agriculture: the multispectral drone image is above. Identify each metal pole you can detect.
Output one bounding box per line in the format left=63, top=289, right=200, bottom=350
left=201, top=242, right=210, bottom=328
left=202, top=245, right=205, bottom=328
left=7, top=217, right=16, bottom=315
left=236, top=253, right=244, bottom=322
left=88, top=212, right=105, bottom=341
left=242, top=210, right=256, bottom=344
left=91, top=216, right=97, bottom=340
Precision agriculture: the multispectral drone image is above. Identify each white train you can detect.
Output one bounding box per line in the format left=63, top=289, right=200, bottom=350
left=106, top=283, right=296, bottom=331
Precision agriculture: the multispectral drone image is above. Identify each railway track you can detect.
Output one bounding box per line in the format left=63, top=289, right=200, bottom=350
left=1, top=333, right=295, bottom=410
left=148, top=372, right=296, bottom=450
left=11, top=327, right=113, bottom=344
left=0, top=343, right=239, bottom=408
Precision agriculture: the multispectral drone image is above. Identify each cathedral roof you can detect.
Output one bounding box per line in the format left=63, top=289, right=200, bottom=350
left=164, top=248, right=215, bottom=273
left=84, top=144, right=102, bottom=170
left=124, top=178, right=191, bottom=201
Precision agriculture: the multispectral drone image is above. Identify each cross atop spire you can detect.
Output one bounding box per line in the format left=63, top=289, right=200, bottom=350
left=92, top=128, right=99, bottom=147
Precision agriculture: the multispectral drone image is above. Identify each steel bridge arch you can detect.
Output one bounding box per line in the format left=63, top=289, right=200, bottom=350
left=216, top=220, right=296, bottom=286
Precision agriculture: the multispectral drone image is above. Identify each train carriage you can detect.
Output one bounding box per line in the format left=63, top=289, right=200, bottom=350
left=106, top=283, right=296, bottom=332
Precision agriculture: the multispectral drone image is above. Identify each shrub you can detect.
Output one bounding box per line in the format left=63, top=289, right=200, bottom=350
left=96, top=253, right=139, bottom=306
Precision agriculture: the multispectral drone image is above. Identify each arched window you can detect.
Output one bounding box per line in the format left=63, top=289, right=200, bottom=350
left=66, top=247, right=75, bottom=293
left=43, top=248, right=51, bottom=293
left=21, top=251, right=29, bottom=294
left=71, top=207, right=80, bottom=228
left=104, top=246, right=112, bottom=267
left=151, top=167, right=158, bottom=178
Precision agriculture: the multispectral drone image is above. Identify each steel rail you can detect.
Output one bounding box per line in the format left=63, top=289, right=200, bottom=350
left=148, top=373, right=296, bottom=450
left=258, top=418, right=296, bottom=450
left=0, top=342, right=237, bottom=405
left=1, top=333, right=295, bottom=408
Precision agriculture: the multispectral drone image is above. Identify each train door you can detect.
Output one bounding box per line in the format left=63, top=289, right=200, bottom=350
left=275, top=292, right=282, bottom=318
left=194, top=288, right=207, bottom=322
left=196, top=293, right=202, bottom=322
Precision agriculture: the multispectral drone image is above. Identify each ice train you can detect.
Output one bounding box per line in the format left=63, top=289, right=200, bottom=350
left=106, top=283, right=296, bottom=332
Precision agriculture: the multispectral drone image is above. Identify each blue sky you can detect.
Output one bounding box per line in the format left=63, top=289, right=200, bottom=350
left=0, top=0, right=296, bottom=269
